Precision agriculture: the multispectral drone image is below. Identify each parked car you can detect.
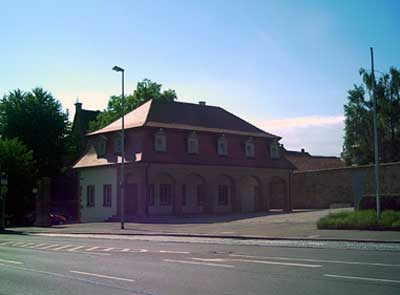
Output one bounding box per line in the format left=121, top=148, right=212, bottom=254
left=49, top=213, right=67, bottom=225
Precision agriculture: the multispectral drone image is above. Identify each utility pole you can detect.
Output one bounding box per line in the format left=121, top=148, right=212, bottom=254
left=370, top=47, right=381, bottom=220
left=0, top=171, right=8, bottom=230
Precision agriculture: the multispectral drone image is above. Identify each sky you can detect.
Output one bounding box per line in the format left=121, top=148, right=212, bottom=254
left=1, top=0, right=399, bottom=156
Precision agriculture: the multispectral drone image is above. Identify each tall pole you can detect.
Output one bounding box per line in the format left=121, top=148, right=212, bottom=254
left=121, top=69, right=125, bottom=230
left=370, top=47, right=381, bottom=220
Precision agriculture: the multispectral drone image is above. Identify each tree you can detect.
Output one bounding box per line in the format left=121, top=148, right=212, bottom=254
left=0, top=88, right=70, bottom=176
left=89, top=79, right=177, bottom=131
left=0, top=138, right=36, bottom=221
left=343, top=67, right=400, bottom=165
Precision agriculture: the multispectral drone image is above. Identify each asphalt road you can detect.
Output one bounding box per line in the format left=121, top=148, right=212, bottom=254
left=1, top=233, right=400, bottom=295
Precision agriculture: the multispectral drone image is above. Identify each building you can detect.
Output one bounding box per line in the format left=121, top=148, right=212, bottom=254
left=283, top=148, right=344, bottom=171
left=73, top=100, right=295, bottom=222
left=71, top=101, right=101, bottom=158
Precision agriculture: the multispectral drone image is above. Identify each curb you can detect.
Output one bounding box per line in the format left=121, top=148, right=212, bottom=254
left=17, top=230, right=400, bottom=244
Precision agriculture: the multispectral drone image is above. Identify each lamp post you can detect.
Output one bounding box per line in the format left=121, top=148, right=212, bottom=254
left=370, top=47, right=381, bottom=220
left=0, top=171, right=8, bottom=230
left=112, top=65, right=125, bottom=230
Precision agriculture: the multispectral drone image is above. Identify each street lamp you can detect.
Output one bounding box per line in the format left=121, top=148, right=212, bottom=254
left=112, top=65, right=125, bottom=230
left=370, top=48, right=381, bottom=220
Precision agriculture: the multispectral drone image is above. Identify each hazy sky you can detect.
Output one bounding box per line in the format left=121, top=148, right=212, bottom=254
left=1, top=0, right=399, bottom=156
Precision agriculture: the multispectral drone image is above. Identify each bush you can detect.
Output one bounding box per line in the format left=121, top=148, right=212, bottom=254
left=317, top=210, right=400, bottom=230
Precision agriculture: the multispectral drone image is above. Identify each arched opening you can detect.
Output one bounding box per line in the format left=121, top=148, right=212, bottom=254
left=239, top=176, right=262, bottom=213
left=148, top=172, right=176, bottom=215
left=214, top=174, right=235, bottom=213
left=182, top=174, right=207, bottom=214
left=270, top=176, right=287, bottom=211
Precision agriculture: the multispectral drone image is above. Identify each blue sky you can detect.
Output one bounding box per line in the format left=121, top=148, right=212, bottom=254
left=1, top=0, right=399, bottom=156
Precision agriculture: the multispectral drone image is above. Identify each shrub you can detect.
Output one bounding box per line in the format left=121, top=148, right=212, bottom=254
left=317, top=210, right=400, bottom=230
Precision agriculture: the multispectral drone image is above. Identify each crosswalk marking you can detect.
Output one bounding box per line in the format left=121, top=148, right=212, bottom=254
left=52, top=245, right=73, bottom=251
left=68, top=246, right=84, bottom=251
left=0, top=240, right=191, bottom=256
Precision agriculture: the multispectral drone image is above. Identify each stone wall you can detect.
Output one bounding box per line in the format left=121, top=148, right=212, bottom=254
left=291, top=162, right=400, bottom=209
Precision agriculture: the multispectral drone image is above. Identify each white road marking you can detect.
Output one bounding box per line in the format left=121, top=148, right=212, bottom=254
left=193, top=257, right=321, bottom=268
left=70, top=270, right=135, bottom=282
left=0, top=241, right=14, bottom=245
left=10, top=242, right=26, bottom=246
left=0, top=263, right=136, bottom=292
left=229, top=254, right=400, bottom=267
left=163, top=259, right=234, bottom=268
left=126, top=249, right=148, bottom=253
left=86, top=246, right=99, bottom=251
left=324, top=274, right=400, bottom=284
left=0, top=258, right=24, bottom=265
left=122, top=248, right=130, bottom=252
left=68, top=246, right=84, bottom=251
left=103, top=248, right=115, bottom=252
left=51, top=245, right=73, bottom=251
left=38, top=244, right=60, bottom=250
left=159, top=250, right=190, bottom=254
left=230, top=258, right=321, bottom=268
left=29, top=243, right=48, bottom=249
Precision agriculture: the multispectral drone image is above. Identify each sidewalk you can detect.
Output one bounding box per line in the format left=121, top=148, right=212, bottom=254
left=6, top=209, right=400, bottom=243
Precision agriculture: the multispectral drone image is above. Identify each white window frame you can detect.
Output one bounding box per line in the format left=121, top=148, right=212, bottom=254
left=270, top=141, right=280, bottom=159
left=217, top=135, right=228, bottom=156
left=155, top=129, right=167, bottom=152
left=187, top=132, right=199, bottom=154
left=245, top=137, right=255, bottom=158
left=96, top=136, right=107, bottom=158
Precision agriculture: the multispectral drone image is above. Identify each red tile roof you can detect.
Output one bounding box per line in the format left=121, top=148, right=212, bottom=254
left=283, top=149, right=344, bottom=171
left=88, top=100, right=279, bottom=139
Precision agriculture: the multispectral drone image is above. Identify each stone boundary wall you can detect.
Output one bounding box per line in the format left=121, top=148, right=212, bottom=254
left=290, top=162, right=400, bottom=209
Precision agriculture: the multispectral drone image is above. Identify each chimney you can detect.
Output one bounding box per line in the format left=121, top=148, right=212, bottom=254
left=75, top=98, right=82, bottom=113
left=198, top=101, right=206, bottom=106
left=301, top=148, right=305, bottom=153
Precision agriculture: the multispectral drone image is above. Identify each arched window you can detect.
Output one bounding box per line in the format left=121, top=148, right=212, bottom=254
left=245, top=137, right=255, bottom=158
left=154, top=128, right=167, bottom=152
left=187, top=131, right=199, bottom=154
left=270, top=140, right=280, bottom=159
left=217, top=134, right=228, bottom=156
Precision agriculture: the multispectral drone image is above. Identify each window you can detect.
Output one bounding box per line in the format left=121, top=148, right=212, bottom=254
left=155, top=129, right=167, bottom=152
left=182, top=184, right=186, bottom=205
left=270, top=141, right=280, bottom=159
left=86, top=185, right=95, bottom=207
left=114, top=132, right=122, bottom=155
left=96, top=136, right=107, bottom=157
left=187, top=132, right=199, bottom=154
left=217, top=135, right=228, bottom=156
left=245, top=137, right=255, bottom=158
left=148, top=184, right=155, bottom=206
left=103, top=185, right=112, bottom=207
left=197, top=184, right=205, bottom=206
left=218, top=185, right=229, bottom=206
left=159, top=184, right=172, bottom=206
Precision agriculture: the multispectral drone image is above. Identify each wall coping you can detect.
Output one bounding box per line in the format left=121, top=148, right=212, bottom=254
left=292, top=161, right=400, bottom=174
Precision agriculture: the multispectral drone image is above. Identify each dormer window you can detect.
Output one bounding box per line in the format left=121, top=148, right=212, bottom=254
left=96, top=135, right=107, bottom=158
left=217, top=134, right=228, bottom=156
left=245, top=137, right=255, bottom=158
left=270, top=140, right=280, bottom=159
left=114, top=132, right=122, bottom=155
left=155, top=128, right=167, bottom=152
left=187, top=132, right=199, bottom=154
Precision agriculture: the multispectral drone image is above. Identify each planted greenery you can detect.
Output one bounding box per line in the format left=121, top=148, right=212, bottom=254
left=317, top=210, right=400, bottom=230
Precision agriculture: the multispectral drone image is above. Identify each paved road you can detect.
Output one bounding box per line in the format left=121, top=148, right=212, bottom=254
left=1, top=233, right=400, bottom=295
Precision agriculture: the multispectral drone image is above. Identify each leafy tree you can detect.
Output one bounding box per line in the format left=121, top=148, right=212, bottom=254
left=0, top=138, right=36, bottom=220
left=0, top=88, right=70, bottom=176
left=343, top=67, right=400, bottom=165
left=89, top=79, right=177, bottom=131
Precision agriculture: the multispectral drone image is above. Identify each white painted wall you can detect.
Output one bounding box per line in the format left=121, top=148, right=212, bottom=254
left=79, top=166, right=118, bottom=222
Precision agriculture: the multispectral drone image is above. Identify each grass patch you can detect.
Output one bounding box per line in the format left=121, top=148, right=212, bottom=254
left=317, top=210, right=400, bottom=230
